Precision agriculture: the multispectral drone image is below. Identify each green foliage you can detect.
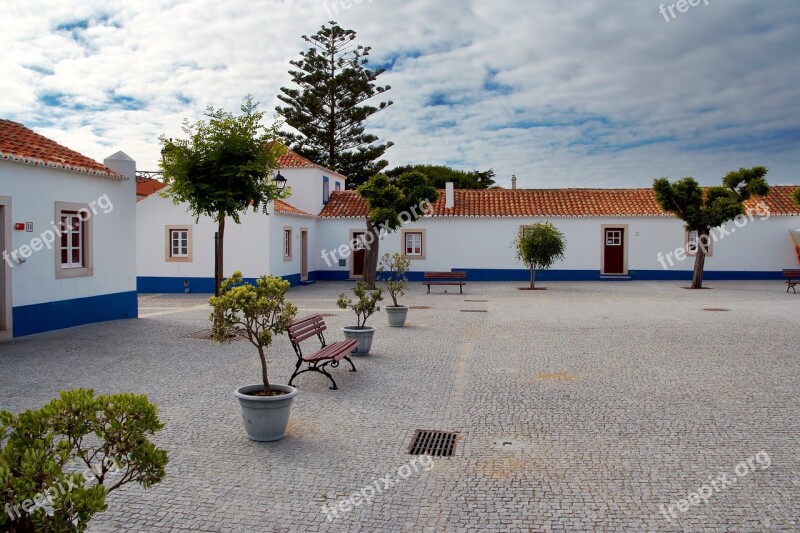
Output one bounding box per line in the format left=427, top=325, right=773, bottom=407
left=337, top=282, right=383, bottom=328
left=0, top=389, right=168, bottom=532
left=209, top=271, right=298, bottom=391
left=793, top=187, right=800, bottom=206
left=378, top=253, right=411, bottom=307
left=513, top=223, right=566, bottom=289
left=358, top=171, right=439, bottom=232
left=159, top=95, right=287, bottom=223
left=653, top=167, right=770, bottom=231
left=385, top=165, right=495, bottom=189
left=276, top=22, right=393, bottom=188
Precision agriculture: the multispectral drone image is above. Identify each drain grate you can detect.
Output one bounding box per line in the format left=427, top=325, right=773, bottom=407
left=410, top=306, right=431, bottom=310
left=408, top=430, right=458, bottom=457
left=703, top=308, right=730, bottom=312
left=464, top=299, right=488, bottom=302
left=460, top=309, right=487, bottom=313
left=319, top=313, right=337, bottom=317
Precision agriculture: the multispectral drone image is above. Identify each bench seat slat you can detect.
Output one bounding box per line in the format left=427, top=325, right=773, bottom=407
left=304, top=340, right=358, bottom=362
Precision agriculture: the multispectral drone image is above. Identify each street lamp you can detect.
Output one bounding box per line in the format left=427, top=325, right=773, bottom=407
left=160, top=139, right=175, bottom=167
left=271, top=171, right=287, bottom=192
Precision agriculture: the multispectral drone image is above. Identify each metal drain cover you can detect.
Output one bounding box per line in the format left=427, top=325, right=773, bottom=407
left=703, top=308, right=730, bottom=312
left=408, top=430, right=458, bottom=457
left=464, top=299, right=488, bottom=302
left=410, top=306, right=431, bottom=310
left=460, top=309, right=487, bottom=313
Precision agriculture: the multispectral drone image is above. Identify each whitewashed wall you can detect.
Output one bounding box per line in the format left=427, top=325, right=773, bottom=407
left=267, top=210, right=319, bottom=279
left=278, top=167, right=345, bottom=218
left=0, top=160, right=136, bottom=307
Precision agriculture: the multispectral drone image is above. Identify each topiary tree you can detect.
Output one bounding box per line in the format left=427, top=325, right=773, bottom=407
left=378, top=252, right=411, bottom=307
left=0, top=389, right=168, bottom=532
left=160, top=95, right=288, bottom=296
left=513, top=222, right=566, bottom=289
left=357, top=171, right=438, bottom=288
left=653, top=166, right=769, bottom=289
left=793, top=187, right=800, bottom=207
left=209, top=271, right=298, bottom=395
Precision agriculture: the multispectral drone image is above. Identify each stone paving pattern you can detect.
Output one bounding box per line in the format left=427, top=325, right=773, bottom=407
left=1, top=281, right=798, bottom=531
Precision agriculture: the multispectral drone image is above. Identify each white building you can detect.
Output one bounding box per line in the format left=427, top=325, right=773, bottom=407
left=135, top=147, right=344, bottom=292
left=316, top=183, right=800, bottom=281
left=0, top=119, right=137, bottom=338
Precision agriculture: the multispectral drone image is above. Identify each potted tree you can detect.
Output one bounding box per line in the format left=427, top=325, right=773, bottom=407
left=210, top=271, right=299, bottom=442
left=379, top=252, right=411, bottom=327
left=337, top=282, right=383, bottom=356
left=513, top=222, right=567, bottom=290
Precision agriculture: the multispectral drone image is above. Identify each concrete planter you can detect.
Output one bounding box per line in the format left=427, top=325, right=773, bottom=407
left=385, top=305, right=409, bottom=327
left=234, top=384, right=299, bottom=442
left=341, top=326, right=376, bottom=356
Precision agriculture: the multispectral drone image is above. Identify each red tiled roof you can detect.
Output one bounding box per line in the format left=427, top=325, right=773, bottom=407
left=267, top=142, right=346, bottom=179
left=0, top=119, right=121, bottom=179
left=136, top=178, right=166, bottom=199
left=274, top=199, right=315, bottom=217
left=319, top=186, right=800, bottom=218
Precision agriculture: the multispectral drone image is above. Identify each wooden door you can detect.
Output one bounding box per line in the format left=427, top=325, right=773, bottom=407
left=604, top=228, right=625, bottom=274
left=351, top=232, right=365, bottom=278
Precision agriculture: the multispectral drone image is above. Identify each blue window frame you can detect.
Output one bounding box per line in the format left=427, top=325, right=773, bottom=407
left=323, top=176, right=330, bottom=204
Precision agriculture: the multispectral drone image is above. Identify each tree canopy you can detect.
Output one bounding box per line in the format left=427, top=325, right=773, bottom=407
left=385, top=165, right=496, bottom=189
left=276, top=22, right=393, bottom=188
left=513, top=222, right=566, bottom=289
left=653, top=166, right=769, bottom=288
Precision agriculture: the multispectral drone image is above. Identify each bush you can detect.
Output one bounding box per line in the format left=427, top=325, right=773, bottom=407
left=337, top=282, right=383, bottom=328
left=378, top=253, right=411, bottom=307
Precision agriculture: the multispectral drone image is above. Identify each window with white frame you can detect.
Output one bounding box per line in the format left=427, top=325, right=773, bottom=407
left=283, top=228, right=292, bottom=260
left=55, top=201, right=93, bottom=279
left=606, top=230, right=622, bottom=246
left=170, top=229, right=189, bottom=257
left=164, top=225, right=192, bottom=262
left=403, top=231, right=425, bottom=259
left=60, top=211, right=84, bottom=268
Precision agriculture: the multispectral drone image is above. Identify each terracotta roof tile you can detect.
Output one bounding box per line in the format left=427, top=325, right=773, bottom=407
left=136, top=178, right=166, bottom=199
left=267, top=142, right=345, bottom=179
left=319, top=186, right=800, bottom=218
left=0, top=119, right=120, bottom=178
left=274, top=199, right=315, bottom=217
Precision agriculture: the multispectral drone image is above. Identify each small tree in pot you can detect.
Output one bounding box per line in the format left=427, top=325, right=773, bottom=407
left=337, top=282, right=383, bottom=355
left=379, top=252, right=411, bottom=327
left=209, top=271, right=299, bottom=441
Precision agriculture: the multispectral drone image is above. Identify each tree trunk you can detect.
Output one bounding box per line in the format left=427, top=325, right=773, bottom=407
left=530, top=265, right=536, bottom=289
left=691, top=229, right=707, bottom=289
left=361, top=220, right=381, bottom=289
left=258, top=346, right=270, bottom=392
left=215, top=217, right=225, bottom=297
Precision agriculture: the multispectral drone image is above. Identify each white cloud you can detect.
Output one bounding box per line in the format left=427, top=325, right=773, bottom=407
left=1, top=0, right=798, bottom=187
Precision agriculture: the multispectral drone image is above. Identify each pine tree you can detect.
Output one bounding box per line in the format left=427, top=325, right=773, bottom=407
left=276, top=22, right=393, bottom=188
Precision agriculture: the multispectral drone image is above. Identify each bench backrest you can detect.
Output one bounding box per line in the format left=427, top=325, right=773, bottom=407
left=424, top=271, right=467, bottom=280
left=287, top=314, right=326, bottom=345
left=783, top=269, right=800, bottom=278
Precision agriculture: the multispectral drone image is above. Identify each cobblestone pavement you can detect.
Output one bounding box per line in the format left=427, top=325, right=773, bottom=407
left=1, top=281, right=798, bottom=531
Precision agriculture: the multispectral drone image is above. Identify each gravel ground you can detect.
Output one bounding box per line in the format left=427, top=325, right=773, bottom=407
left=1, top=281, right=798, bottom=532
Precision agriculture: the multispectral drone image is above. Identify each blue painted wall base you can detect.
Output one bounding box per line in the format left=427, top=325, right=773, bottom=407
left=13, top=291, right=138, bottom=337
left=137, top=272, right=318, bottom=293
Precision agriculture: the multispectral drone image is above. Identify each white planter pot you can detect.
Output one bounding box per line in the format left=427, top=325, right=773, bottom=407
left=385, top=305, right=409, bottom=327
left=341, top=326, right=376, bottom=356
left=234, top=384, right=299, bottom=442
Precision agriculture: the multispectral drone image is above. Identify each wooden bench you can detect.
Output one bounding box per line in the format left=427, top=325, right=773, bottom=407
left=784, top=269, right=800, bottom=293
left=423, top=271, right=467, bottom=294
left=286, top=314, right=358, bottom=390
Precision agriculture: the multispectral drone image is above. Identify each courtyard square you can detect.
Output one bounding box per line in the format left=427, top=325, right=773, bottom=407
left=1, top=281, right=798, bottom=531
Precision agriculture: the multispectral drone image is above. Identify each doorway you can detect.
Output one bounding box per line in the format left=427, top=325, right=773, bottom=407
left=0, top=196, right=11, bottom=337
left=349, top=230, right=365, bottom=279
left=300, top=229, right=308, bottom=282
left=601, top=225, right=627, bottom=275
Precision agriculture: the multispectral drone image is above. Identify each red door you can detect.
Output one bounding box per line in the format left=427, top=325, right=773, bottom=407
left=352, top=232, right=365, bottom=277
left=604, top=228, right=624, bottom=274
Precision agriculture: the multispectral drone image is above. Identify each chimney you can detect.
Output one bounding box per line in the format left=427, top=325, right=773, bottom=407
left=445, top=182, right=454, bottom=209
left=104, top=151, right=136, bottom=180
left=511, top=174, right=517, bottom=190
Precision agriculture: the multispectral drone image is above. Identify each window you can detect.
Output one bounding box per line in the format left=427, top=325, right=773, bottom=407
left=335, top=181, right=341, bottom=191
left=55, top=202, right=93, bottom=278
left=170, top=229, right=189, bottom=257
left=686, top=230, right=712, bottom=256
left=606, top=230, right=622, bottom=246
left=323, top=176, right=330, bottom=204
left=283, top=227, right=292, bottom=261
left=164, top=226, right=192, bottom=262
left=401, top=229, right=426, bottom=259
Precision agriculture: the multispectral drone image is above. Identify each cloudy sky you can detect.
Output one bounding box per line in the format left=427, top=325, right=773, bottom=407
left=2, top=0, right=798, bottom=188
